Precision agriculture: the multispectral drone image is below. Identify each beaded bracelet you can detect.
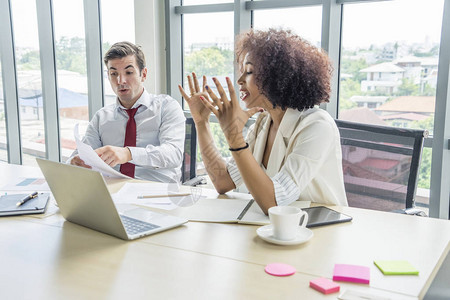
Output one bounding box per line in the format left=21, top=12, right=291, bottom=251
left=229, top=142, right=249, bottom=152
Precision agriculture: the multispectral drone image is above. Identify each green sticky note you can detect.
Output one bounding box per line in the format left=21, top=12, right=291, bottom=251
left=374, top=260, right=419, bottom=275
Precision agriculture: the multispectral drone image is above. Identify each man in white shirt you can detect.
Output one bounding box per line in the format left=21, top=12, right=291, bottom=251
left=68, top=41, right=185, bottom=182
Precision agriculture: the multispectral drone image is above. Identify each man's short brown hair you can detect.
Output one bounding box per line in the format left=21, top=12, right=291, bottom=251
left=104, top=41, right=146, bottom=73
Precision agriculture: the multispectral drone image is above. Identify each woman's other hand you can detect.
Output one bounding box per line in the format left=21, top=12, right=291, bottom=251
left=201, top=77, right=263, bottom=148
left=178, top=72, right=211, bottom=125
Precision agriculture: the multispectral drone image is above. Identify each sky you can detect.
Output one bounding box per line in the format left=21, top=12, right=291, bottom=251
left=10, top=0, right=135, bottom=49
left=182, top=0, right=444, bottom=49
left=9, top=0, right=445, bottom=50
left=341, top=0, right=444, bottom=49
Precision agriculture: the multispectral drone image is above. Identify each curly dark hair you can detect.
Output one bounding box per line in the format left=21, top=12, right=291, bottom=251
left=235, top=28, right=332, bottom=111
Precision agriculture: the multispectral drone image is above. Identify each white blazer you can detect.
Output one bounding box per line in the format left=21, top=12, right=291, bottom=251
left=228, top=107, right=348, bottom=206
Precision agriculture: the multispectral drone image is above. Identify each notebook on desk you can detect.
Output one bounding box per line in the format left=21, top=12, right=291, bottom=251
left=148, top=197, right=310, bottom=225
left=36, top=158, right=188, bottom=240
left=0, top=193, right=50, bottom=216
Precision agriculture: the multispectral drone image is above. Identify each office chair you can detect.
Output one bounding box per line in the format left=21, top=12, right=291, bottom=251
left=181, top=118, right=205, bottom=186
left=335, top=119, right=428, bottom=212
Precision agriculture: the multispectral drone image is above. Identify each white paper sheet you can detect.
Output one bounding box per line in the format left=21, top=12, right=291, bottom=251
left=338, top=288, right=391, bottom=300
left=74, top=124, right=130, bottom=179
left=111, top=182, right=204, bottom=210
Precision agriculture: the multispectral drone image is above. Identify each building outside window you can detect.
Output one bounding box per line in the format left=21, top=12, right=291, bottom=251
left=338, top=0, right=444, bottom=211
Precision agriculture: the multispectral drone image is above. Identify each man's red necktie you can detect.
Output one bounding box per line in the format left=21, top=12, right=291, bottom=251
left=120, top=107, right=139, bottom=178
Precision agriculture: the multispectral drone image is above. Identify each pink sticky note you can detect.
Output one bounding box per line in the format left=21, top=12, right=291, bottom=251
left=333, top=264, right=370, bottom=284
left=264, top=263, right=296, bottom=277
left=309, top=277, right=340, bottom=294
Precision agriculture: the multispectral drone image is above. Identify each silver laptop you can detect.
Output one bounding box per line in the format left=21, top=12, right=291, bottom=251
left=36, top=158, right=188, bottom=240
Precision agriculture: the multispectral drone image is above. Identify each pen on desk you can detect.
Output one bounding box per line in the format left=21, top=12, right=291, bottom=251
left=16, top=191, right=39, bottom=206
left=137, top=193, right=191, bottom=199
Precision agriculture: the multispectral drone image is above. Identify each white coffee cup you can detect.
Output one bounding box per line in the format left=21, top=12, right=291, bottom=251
left=268, top=206, right=308, bottom=241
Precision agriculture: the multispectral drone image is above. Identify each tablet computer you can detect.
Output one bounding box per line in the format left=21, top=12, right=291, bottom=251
left=302, top=206, right=352, bottom=228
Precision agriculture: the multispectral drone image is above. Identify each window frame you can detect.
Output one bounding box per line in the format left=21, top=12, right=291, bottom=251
left=0, top=0, right=448, bottom=218
left=0, top=0, right=21, bottom=164
left=0, top=0, right=105, bottom=164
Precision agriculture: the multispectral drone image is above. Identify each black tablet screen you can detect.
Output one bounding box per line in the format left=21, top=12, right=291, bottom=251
left=302, top=206, right=352, bottom=228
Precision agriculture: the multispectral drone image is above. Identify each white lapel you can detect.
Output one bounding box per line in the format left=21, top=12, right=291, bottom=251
left=266, top=108, right=303, bottom=177
left=252, top=113, right=272, bottom=165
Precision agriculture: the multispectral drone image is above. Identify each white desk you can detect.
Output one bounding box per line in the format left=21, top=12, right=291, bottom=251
left=1, top=162, right=449, bottom=299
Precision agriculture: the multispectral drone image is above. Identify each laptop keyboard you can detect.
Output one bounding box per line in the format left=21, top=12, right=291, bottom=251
left=120, top=215, right=160, bottom=235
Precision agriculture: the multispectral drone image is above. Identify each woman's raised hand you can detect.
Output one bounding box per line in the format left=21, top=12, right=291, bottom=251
left=200, top=77, right=263, bottom=148
left=178, top=72, right=211, bottom=125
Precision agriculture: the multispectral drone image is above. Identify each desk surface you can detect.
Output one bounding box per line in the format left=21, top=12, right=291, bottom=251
left=1, top=162, right=449, bottom=299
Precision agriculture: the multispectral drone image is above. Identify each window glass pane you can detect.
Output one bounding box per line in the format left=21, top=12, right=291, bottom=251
left=183, top=12, right=234, bottom=172
left=339, top=0, right=442, bottom=132
left=101, top=0, right=135, bottom=106
left=253, top=6, right=322, bottom=47
left=0, top=58, right=7, bottom=162
left=11, top=0, right=45, bottom=166
left=183, top=12, right=234, bottom=102
left=53, top=0, right=88, bottom=162
left=338, top=0, right=444, bottom=212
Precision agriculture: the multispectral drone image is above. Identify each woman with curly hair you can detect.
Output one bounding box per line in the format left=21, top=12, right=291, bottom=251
left=179, top=28, right=347, bottom=214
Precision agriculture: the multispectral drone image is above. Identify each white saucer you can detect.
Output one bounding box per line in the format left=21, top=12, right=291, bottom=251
left=256, top=225, right=313, bottom=246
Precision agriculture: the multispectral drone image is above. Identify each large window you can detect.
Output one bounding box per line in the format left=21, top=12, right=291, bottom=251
left=339, top=0, right=443, bottom=133
left=53, top=0, right=89, bottom=162
left=167, top=0, right=450, bottom=218
left=182, top=11, right=235, bottom=172
left=11, top=0, right=45, bottom=166
left=338, top=0, right=444, bottom=211
left=183, top=12, right=234, bottom=107
left=101, top=0, right=135, bottom=106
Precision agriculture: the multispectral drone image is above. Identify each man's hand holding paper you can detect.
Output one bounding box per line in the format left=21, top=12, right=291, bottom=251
left=96, top=145, right=132, bottom=168
left=73, top=124, right=130, bottom=179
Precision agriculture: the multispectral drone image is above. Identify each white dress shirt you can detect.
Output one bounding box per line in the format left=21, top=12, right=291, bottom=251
left=68, top=89, right=186, bottom=182
left=227, top=107, right=348, bottom=206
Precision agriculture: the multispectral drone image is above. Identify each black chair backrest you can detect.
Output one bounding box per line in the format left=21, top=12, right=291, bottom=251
left=181, top=118, right=197, bottom=183
left=335, top=119, right=427, bottom=211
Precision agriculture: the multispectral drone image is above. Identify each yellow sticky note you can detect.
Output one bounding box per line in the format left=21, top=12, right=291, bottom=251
left=374, top=260, right=419, bottom=275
